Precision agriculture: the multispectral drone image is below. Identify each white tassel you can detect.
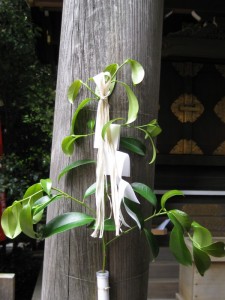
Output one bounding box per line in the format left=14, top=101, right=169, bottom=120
left=92, top=72, right=138, bottom=238
left=92, top=73, right=111, bottom=238
left=92, top=97, right=110, bottom=238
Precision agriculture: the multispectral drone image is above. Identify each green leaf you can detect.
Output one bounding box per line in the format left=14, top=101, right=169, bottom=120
left=168, top=210, right=192, bottom=232
left=87, top=119, right=95, bottom=132
left=202, top=242, right=225, bottom=257
left=131, top=182, right=157, bottom=207
left=104, top=63, right=119, bottom=94
left=40, top=179, right=52, bottom=196
left=104, top=63, right=119, bottom=77
left=33, top=194, right=63, bottom=216
left=68, top=80, right=82, bottom=104
left=169, top=226, right=192, bottom=266
left=23, top=183, right=43, bottom=205
left=126, top=59, right=145, bottom=85
left=33, top=195, right=50, bottom=208
left=144, top=228, right=159, bottom=261
left=101, top=118, right=124, bottom=140
left=168, top=211, right=182, bottom=230
left=70, top=98, right=94, bottom=134
left=123, top=197, right=144, bottom=230
left=1, top=202, right=22, bottom=239
left=19, top=203, right=37, bottom=238
left=146, top=120, right=162, bottom=137
left=91, top=219, right=116, bottom=232
left=58, top=159, right=96, bottom=181
left=148, top=135, right=157, bottom=164
left=32, top=210, right=44, bottom=224
left=103, top=219, right=116, bottom=231
left=62, top=134, right=92, bottom=156
left=141, top=130, right=157, bottom=164
left=117, top=81, right=139, bottom=124
left=192, top=222, right=212, bottom=248
left=41, top=212, right=95, bottom=238
left=83, top=182, right=96, bottom=199
left=61, top=135, right=77, bottom=155
left=120, top=137, right=146, bottom=156
left=161, top=190, right=184, bottom=210
left=193, top=245, right=211, bottom=276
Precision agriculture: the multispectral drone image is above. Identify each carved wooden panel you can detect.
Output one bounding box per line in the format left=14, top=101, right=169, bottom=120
left=157, top=62, right=225, bottom=156
left=214, top=97, right=225, bottom=123
left=213, top=141, right=225, bottom=155
left=171, top=94, right=204, bottom=123
left=170, top=139, right=203, bottom=155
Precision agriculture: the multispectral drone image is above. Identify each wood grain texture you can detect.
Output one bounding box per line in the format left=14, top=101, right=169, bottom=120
left=41, top=1, right=163, bottom=299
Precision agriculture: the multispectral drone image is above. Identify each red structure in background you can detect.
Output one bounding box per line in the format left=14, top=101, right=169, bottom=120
left=0, top=121, right=6, bottom=241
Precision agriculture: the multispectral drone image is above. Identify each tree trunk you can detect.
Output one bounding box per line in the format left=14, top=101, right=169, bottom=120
left=41, top=1, right=164, bottom=300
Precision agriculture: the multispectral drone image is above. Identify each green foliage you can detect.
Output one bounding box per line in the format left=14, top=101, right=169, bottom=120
left=1, top=58, right=225, bottom=279
left=41, top=212, right=95, bottom=238
left=202, top=242, right=225, bottom=257
left=193, top=246, right=211, bottom=275
left=62, top=59, right=160, bottom=164
left=1, top=179, right=95, bottom=239
left=101, top=118, right=124, bottom=140
left=192, top=221, right=212, bottom=247
left=40, top=179, right=52, bottom=196
left=0, top=0, right=55, bottom=201
left=166, top=208, right=225, bottom=275
left=70, top=98, right=95, bottom=134
left=83, top=183, right=96, bottom=200
left=125, top=58, right=145, bottom=85
left=1, top=202, right=22, bottom=239
left=123, top=197, right=144, bottom=230
left=116, top=81, right=139, bottom=124
left=169, top=226, right=192, bottom=266
left=168, top=210, right=192, bottom=232
left=58, top=159, right=96, bottom=181
left=91, top=219, right=116, bottom=232
left=0, top=152, right=50, bottom=200
left=143, top=228, right=159, bottom=261
left=0, top=0, right=36, bottom=81
left=104, top=63, right=118, bottom=94
left=120, top=137, right=146, bottom=156
left=68, top=80, right=82, bottom=104
left=161, top=190, right=184, bottom=210
left=131, top=182, right=157, bottom=207
left=61, top=135, right=78, bottom=155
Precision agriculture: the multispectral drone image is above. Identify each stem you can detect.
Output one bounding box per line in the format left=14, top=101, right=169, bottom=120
left=135, top=126, right=147, bottom=134
left=111, top=59, right=129, bottom=80
left=105, top=211, right=168, bottom=246
left=82, top=81, right=100, bottom=99
left=15, top=190, right=44, bottom=204
left=52, top=187, right=95, bottom=214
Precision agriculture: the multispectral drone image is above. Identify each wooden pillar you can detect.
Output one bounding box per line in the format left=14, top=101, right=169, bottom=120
left=41, top=1, right=163, bottom=299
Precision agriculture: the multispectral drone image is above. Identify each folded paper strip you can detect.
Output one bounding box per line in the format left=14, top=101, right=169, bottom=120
left=92, top=72, right=139, bottom=238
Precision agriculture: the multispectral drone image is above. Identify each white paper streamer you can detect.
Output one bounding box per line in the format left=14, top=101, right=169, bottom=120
left=118, top=180, right=139, bottom=204
left=92, top=72, right=139, bottom=238
left=94, top=124, right=120, bottom=149
left=91, top=73, right=111, bottom=238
